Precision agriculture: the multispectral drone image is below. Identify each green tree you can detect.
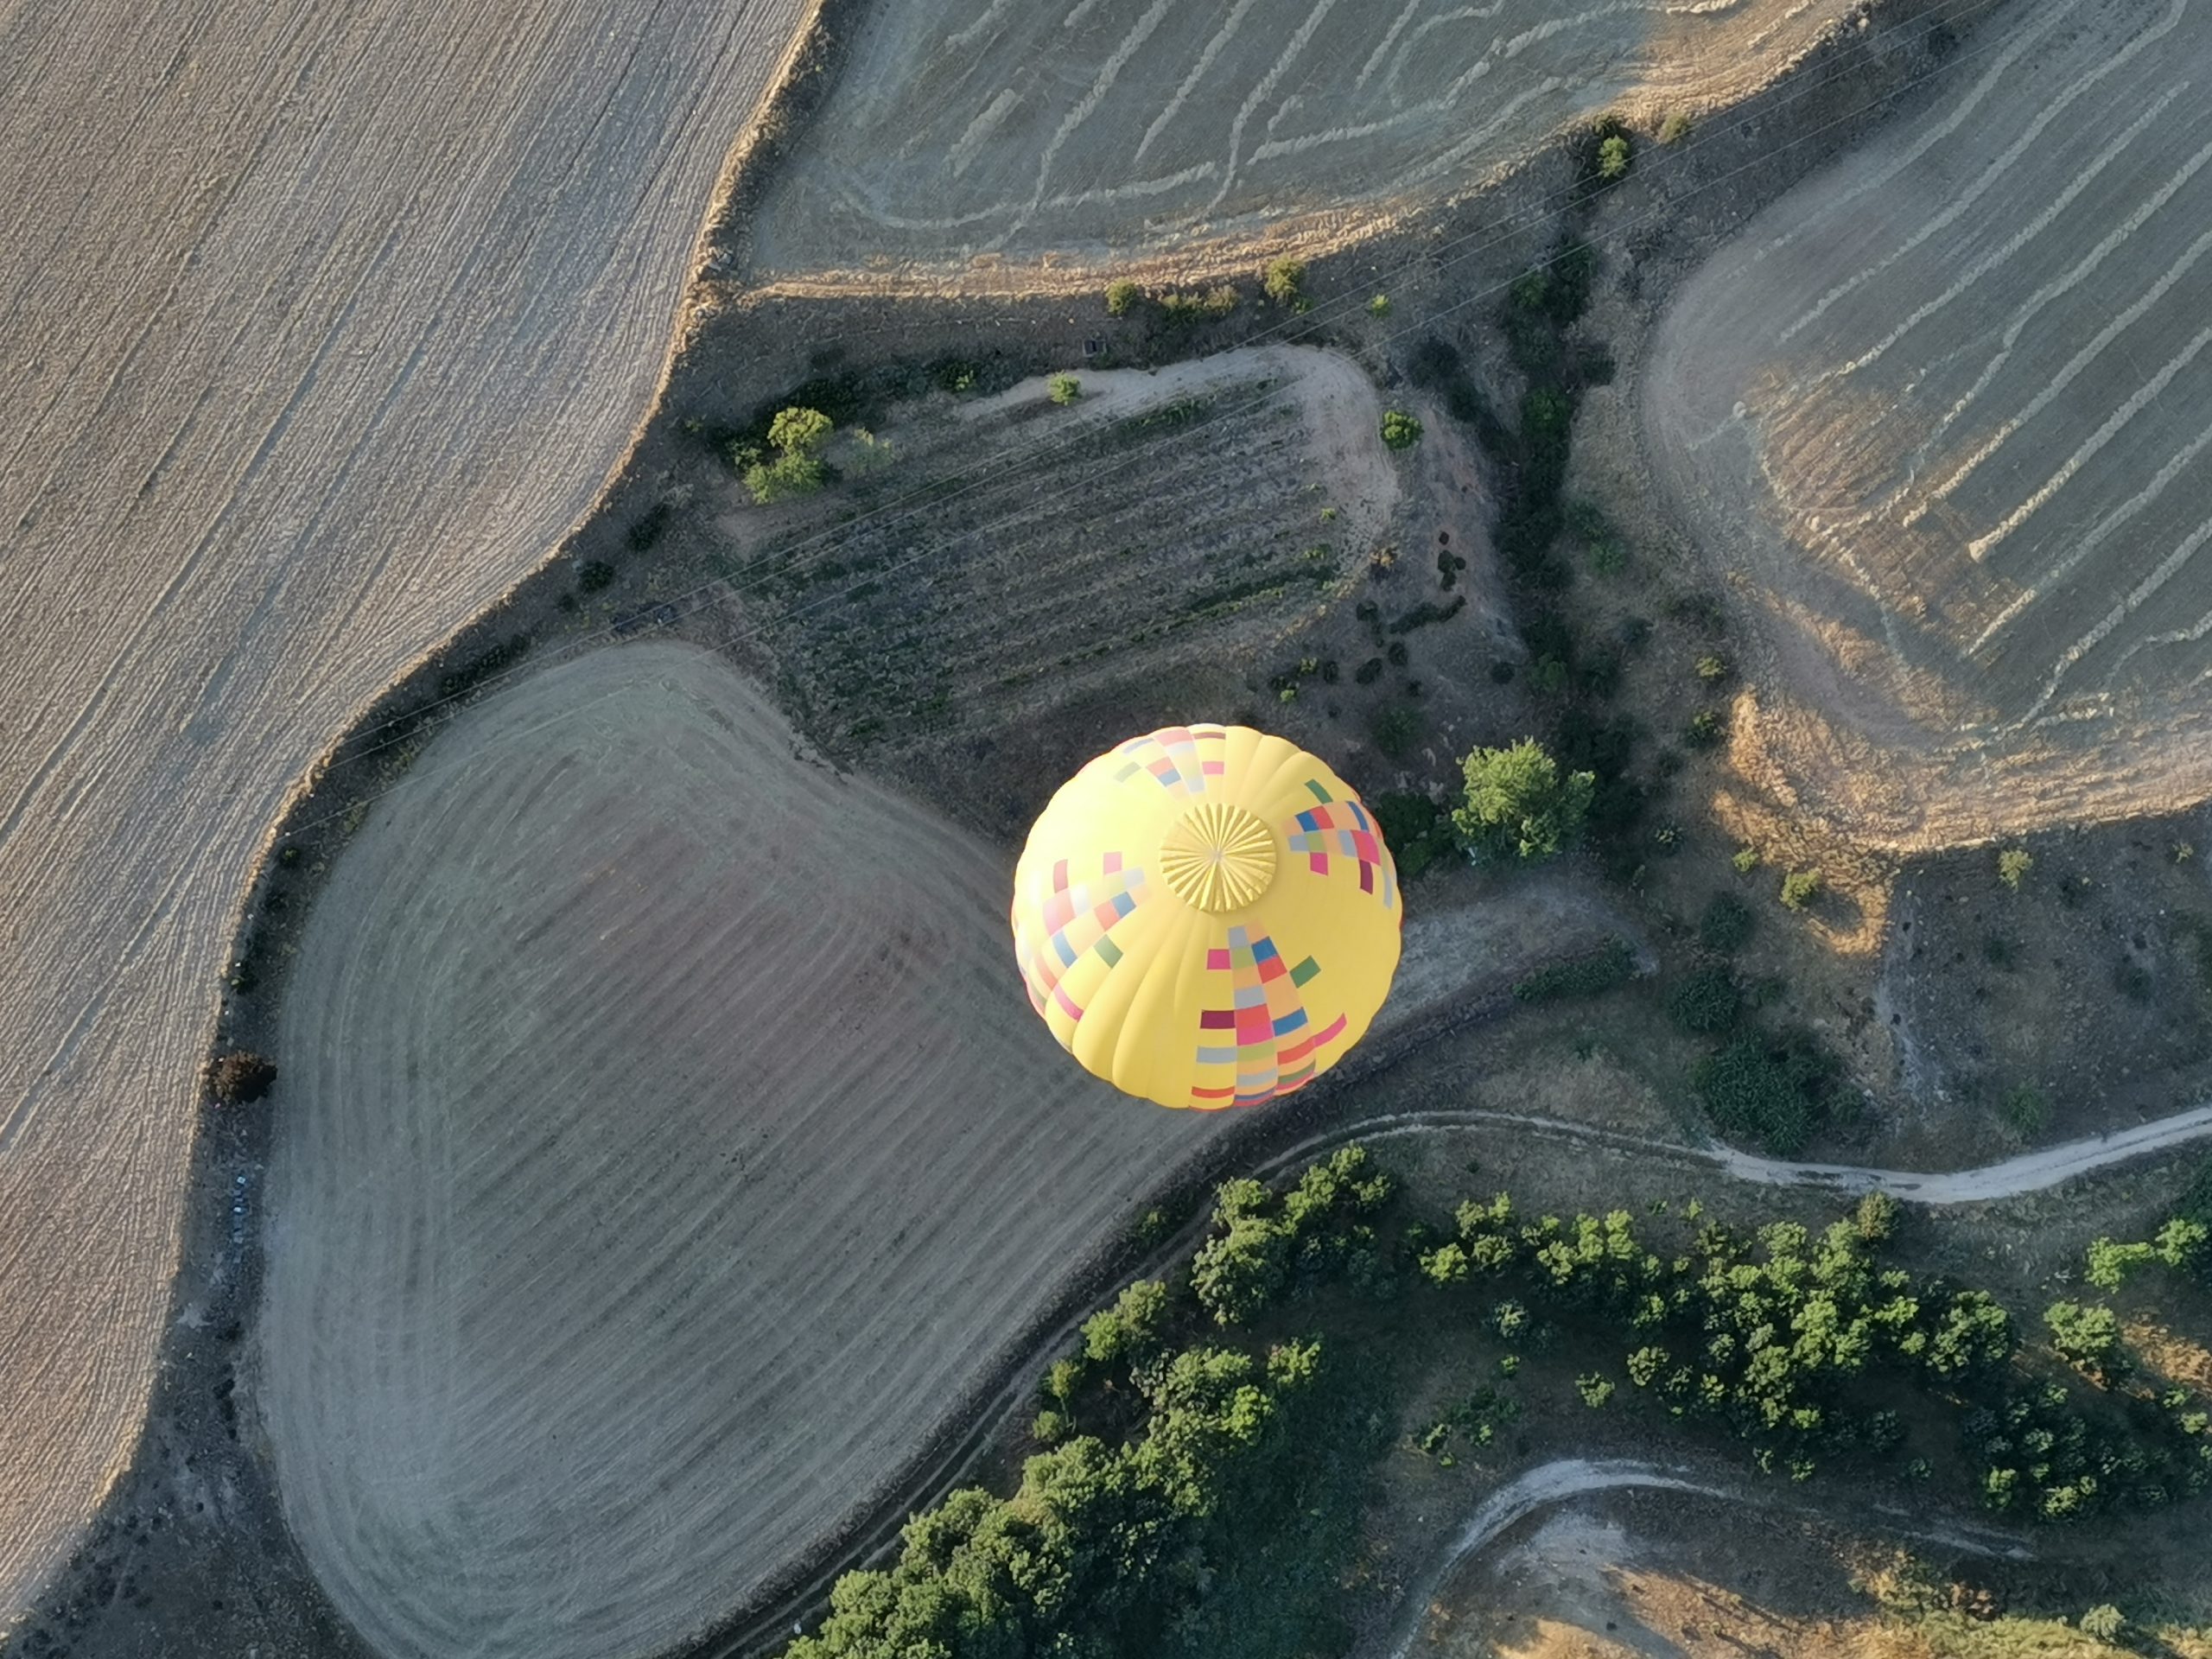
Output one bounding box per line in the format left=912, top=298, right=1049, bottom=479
left=1049, top=372, right=1083, bottom=405
left=768, top=406, right=832, bottom=457
left=1105, top=279, right=1141, bottom=316
left=2045, top=1300, right=2124, bottom=1374
left=1597, top=134, right=1632, bottom=180
left=1779, top=868, right=1823, bottom=910
left=1084, top=1280, right=1171, bottom=1363
left=1452, top=739, right=1595, bottom=861
left=743, top=405, right=835, bottom=504
left=1381, top=410, right=1423, bottom=450
left=1262, top=257, right=1307, bottom=307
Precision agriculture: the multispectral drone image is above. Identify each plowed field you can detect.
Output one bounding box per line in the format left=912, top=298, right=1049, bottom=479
left=748, top=0, right=1845, bottom=270
left=0, top=0, right=806, bottom=1618
left=1643, top=0, right=2212, bottom=842
left=261, top=642, right=1224, bottom=1659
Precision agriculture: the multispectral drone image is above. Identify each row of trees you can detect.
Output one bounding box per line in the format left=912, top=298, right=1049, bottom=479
left=784, top=1152, right=2212, bottom=1656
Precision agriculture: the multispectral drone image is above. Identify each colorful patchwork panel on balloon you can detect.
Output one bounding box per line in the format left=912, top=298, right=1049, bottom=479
left=1187, top=925, right=1349, bottom=1108
left=1016, top=855, right=1147, bottom=1028
left=1284, top=792, right=1397, bottom=912
left=1108, top=723, right=1231, bottom=798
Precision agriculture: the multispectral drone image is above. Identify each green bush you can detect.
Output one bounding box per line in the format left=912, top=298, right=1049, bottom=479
left=1105, top=279, right=1141, bottom=316
left=1700, top=893, right=1756, bottom=953
left=1049, top=372, right=1082, bottom=405
left=1084, top=1280, right=1172, bottom=1364
left=1373, top=791, right=1458, bottom=880
left=1999, top=1084, right=2048, bottom=1136
left=743, top=405, right=835, bottom=504
left=1684, top=709, right=1725, bottom=750
left=1454, top=739, right=1595, bottom=861
left=1367, top=294, right=1391, bottom=317
left=1381, top=410, right=1423, bottom=450
left=1262, top=257, right=1307, bottom=307
left=1732, top=847, right=1762, bottom=876
left=1657, top=111, right=1693, bottom=145
left=1597, top=134, right=1632, bottom=181
left=1668, top=967, right=1741, bottom=1035
left=1371, top=705, right=1423, bottom=761
left=1779, top=869, right=1823, bottom=911
left=2044, top=1300, right=2123, bottom=1374
left=1513, top=938, right=1636, bottom=1004
left=1694, top=1029, right=1834, bottom=1154
left=1999, top=848, right=2033, bottom=890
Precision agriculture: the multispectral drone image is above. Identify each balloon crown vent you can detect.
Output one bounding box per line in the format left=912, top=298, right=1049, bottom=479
left=1159, top=802, right=1276, bottom=913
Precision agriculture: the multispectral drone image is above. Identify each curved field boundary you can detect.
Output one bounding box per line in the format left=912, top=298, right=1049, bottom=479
left=0, top=0, right=820, bottom=1618
left=261, top=643, right=1233, bottom=1659
left=747, top=0, right=1851, bottom=267
left=1380, top=1457, right=2031, bottom=1659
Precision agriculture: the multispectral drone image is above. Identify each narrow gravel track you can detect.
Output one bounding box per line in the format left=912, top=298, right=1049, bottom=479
left=1258, top=1103, right=2212, bottom=1202
left=0, top=0, right=810, bottom=1619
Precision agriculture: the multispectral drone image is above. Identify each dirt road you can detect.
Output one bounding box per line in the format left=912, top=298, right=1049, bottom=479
left=1383, top=1458, right=2031, bottom=1659
left=0, top=0, right=810, bottom=1619
left=1263, top=1103, right=2212, bottom=1203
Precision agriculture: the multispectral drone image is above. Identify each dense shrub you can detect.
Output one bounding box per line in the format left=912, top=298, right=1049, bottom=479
left=1779, top=869, right=1823, bottom=911
left=205, top=1051, right=277, bottom=1106
left=1453, top=739, right=1595, bottom=861
left=1262, top=257, right=1307, bottom=307
left=1191, top=1148, right=1393, bottom=1326
left=1049, top=372, right=1082, bottom=405
left=577, top=560, right=615, bottom=594
left=1372, top=791, right=1459, bottom=880
left=1694, top=1028, right=1834, bottom=1154
left=1513, top=938, right=1636, bottom=1003
left=1700, top=893, right=1756, bottom=953
left=1381, top=410, right=1423, bottom=450
left=1105, top=279, right=1141, bottom=316
left=1371, top=705, right=1423, bottom=761
left=1668, top=966, right=1741, bottom=1035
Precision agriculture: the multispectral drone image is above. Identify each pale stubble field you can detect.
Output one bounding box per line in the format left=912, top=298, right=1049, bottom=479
left=0, top=0, right=812, bottom=1621
left=1643, top=0, right=2212, bottom=843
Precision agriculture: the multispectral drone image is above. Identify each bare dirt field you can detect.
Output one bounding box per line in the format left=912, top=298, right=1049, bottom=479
left=259, top=641, right=1229, bottom=1659
left=744, top=0, right=1847, bottom=272
left=1643, top=0, right=2212, bottom=845
left=0, top=0, right=811, bottom=1623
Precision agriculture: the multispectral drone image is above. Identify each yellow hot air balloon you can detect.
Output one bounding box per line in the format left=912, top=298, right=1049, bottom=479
left=1012, top=723, right=1402, bottom=1109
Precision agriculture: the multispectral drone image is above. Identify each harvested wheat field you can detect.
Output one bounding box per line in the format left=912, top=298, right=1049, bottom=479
left=0, top=0, right=810, bottom=1619
left=260, top=641, right=1225, bottom=1659
left=747, top=0, right=1845, bottom=271
left=1643, top=0, right=2212, bottom=845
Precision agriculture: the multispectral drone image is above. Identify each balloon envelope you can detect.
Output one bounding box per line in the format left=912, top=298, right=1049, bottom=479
left=1012, top=723, right=1402, bottom=1109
